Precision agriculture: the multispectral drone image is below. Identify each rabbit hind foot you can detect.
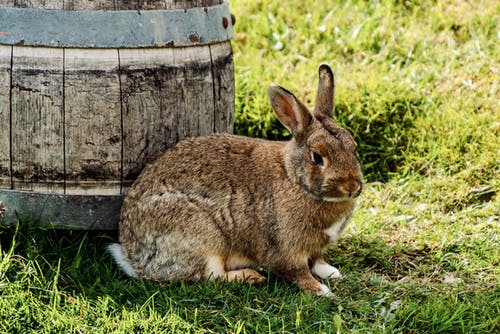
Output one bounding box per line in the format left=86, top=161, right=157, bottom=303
left=225, top=269, right=266, bottom=285
left=205, top=255, right=265, bottom=285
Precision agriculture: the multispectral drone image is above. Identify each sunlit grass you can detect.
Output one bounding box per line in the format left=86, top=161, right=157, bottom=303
left=0, top=0, right=499, bottom=332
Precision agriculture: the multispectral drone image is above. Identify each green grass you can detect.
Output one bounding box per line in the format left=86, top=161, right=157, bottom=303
left=1, top=0, right=499, bottom=332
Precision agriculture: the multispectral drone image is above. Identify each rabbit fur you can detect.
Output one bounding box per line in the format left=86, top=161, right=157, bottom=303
left=109, top=64, right=363, bottom=297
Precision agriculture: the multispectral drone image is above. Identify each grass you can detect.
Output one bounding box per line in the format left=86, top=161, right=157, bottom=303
left=1, top=0, right=499, bottom=332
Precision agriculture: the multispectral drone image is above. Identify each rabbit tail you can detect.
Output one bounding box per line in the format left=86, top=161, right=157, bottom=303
left=107, top=243, right=139, bottom=279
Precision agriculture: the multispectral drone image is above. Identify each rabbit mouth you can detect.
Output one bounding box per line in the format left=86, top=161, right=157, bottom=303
left=319, top=192, right=359, bottom=203
left=320, top=180, right=363, bottom=201
left=306, top=187, right=356, bottom=203
left=321, top=195, right=355, bottom=203
left=300, top=177, right=362, bottom=202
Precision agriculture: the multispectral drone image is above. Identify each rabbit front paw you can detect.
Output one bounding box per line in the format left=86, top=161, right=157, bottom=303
left=316, top=283, right=335, bottom=298
left=312, top=261, right=342, bottom=280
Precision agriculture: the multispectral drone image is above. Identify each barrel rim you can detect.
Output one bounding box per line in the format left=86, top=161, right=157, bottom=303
left=0, top=3, right=234, bottom=48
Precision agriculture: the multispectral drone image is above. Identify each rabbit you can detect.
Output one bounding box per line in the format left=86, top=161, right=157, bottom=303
left=108, top=63, right=363, bottom=297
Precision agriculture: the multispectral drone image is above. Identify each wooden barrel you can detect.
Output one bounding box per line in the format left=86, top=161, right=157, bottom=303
left=0, top=0, right=234, bottom=229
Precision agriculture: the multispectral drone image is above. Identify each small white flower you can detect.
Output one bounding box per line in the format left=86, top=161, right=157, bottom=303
left=273, top=41, right=284, bottom=50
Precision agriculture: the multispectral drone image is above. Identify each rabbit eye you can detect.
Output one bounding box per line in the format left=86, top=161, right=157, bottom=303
left=311, top=151, right=324, bottom=167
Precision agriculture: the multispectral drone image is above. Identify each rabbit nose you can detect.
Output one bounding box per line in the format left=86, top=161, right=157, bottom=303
left=352, top=180, right=363, bottom=197
left=339, top=180, right=362, bottom=198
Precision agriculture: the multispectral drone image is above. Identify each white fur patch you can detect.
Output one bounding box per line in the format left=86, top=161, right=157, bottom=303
left=316, top=283, right=334, bottom=298
left=205, top=255, right=226, bottom=280
left=324, top=221, right=344, bottom=243
left=107, top=243, right=139, bottom=278
left=324, top=211, right=351, bottom=244
left=312, top=262, right=342, bottom=280
left=322, top=196, right=349, bottom=203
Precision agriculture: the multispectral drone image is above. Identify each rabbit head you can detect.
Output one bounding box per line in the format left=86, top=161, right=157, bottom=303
left=268, top=64, right=363, bottom=202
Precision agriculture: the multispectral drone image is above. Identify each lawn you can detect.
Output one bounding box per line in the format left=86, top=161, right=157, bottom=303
left=1, top=0, right=499, bottom=333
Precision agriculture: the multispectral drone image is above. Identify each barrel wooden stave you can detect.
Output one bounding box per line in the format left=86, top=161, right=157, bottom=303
left=64, top=48, right=123, bottom=195
left=210, top=42, right=234, bottom=133
left=0, top=0, right=234, bottom=228
left=0, top=46, right=10, bottom=190
left=0, top=41, right=234, bottom=195
left=120, top=43, right=234, bottom=185
left=0, top=46, right=11, bottom=190
left=11, top=46, right=64, bottom=193
left=0, top=0, right=224, bottom=10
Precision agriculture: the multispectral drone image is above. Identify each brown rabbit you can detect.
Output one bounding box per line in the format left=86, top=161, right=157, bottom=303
left=108, top=64, right=363, bottom=297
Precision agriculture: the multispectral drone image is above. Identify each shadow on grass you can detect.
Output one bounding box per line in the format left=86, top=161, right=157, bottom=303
left=1, top=220, right=498, bottom=333
left=0, top=219, right=435, bottom=300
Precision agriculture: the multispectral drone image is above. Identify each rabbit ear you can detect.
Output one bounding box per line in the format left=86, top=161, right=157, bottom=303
left=313, top=63, right=335, bottom=120
left=268, top=84, right=312, bottom=141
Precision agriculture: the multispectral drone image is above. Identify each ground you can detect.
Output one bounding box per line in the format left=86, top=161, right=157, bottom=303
left=0, top=0, right=499, bottom=332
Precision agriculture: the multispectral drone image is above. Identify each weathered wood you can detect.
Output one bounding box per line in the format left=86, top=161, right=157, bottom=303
left=63, top=0, right=120, bottom=10
left=71, top=0, right=172, bottom=10
left=0, top=189, right=122, bottom=230
left=210, top=42, right=234, bottom=133
left=120, top=42, right=234, bottom=189
left=173, top=45, right=215, bottom=141
left=0, top=1, right=16, bottom=7
left=64, top=48, right=121, bottom=195
left=63, top=0, right=167, bottom=10
left=0, top=1, right=235, bottom=229
left=0, top=5, right=234, bottom=48
left=119, top=48, right=177, bottom=186
left=11, top=0, right=63, bottom=9
left=162, top=0, right=224, bottom=9
left=63, top=0, right=223, bottom=10
left=0, top=45, right=11, bottom=189
left=10, top=46, right=64, bottom=193
left=0, top=0, right=224, bottom=10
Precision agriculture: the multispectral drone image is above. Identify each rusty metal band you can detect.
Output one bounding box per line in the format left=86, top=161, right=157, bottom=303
left=0, top=3, right=233, bottom=48
left=0, top=189, right=122, bottom=230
